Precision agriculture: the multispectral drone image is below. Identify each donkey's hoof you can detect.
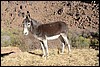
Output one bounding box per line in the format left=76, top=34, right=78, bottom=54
left=42, top=55, right=47, bottom=57
left=60, top=53, right=64, bottom=54
left=59, top=52, right=65, bottom=54
left=42, top=55, right=45, bottom=57
left=42, top=54, right=49, bottom=58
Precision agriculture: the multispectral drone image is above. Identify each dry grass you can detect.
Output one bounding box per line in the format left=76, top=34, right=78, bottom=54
left=1, top=48, right=99, bottom=66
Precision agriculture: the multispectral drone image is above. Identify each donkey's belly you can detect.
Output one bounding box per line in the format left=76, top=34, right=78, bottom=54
left=46, top=34, right=60, bottom=40
left=34, top=34, right=60, bottom=40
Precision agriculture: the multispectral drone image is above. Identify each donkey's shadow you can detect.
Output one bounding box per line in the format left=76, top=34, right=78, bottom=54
left=1, top=52, right=15, bottom=57
left=28, top=52, right=43, bottom=57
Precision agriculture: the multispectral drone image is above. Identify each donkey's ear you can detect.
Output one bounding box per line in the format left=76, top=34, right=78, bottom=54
left=27, top=11, right=30, bottom=17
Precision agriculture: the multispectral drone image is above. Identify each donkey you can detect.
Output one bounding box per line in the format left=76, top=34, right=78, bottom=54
left=22, top=11, right=71, bottom=57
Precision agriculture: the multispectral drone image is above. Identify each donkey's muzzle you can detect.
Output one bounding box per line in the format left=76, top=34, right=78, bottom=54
left=24, top=32, right=28, bottom=35
left=23, top=28, right=29, bottom=35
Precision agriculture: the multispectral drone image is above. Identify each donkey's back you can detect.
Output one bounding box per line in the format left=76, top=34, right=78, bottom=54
left=36, top=21, right=68, bottom=37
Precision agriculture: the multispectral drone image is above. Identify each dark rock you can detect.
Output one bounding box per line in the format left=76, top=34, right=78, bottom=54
left=22, top=12, right=25, bottom=18
left=67, top=2, right=71, bottom=6
left=20, top=5, right=22, bottom=9
left=57, top=8, right=63, bottom=15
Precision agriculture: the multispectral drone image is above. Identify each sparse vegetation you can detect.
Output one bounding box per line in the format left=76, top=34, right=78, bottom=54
left=70, top=35, right=90, bottom=48
left=89, top=31, right=99, bottom=49
left=68, top=31, right=99, bottom=49
left=1, top=28, right=23, bottom=47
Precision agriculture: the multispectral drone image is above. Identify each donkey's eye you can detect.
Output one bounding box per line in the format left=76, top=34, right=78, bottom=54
left=28, top=24, right=30, bottom=25
left=27, top=23, right=31, bottom=26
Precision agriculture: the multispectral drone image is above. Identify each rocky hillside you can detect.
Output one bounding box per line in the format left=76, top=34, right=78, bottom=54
left=1, top=1, right=99, bottom=51
left=1, top=1, right=99, bottom=32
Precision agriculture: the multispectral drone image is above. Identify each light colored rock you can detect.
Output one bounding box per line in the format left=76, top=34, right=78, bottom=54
left=1, top=46, right=22, bottom=54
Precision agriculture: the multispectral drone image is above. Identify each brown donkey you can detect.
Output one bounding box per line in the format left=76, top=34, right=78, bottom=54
left=22, top=11, right=71, bottom=57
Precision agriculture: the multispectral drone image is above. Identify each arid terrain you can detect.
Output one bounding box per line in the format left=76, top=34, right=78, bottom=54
left=1, top=1, right=99, bottom=66
left=1, top=47, right=99, bottom=66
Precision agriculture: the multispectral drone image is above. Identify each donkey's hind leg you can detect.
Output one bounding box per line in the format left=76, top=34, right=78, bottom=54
left=59, top=36, right=66, bottom=54
left=61, top=33, right=71, bottom=53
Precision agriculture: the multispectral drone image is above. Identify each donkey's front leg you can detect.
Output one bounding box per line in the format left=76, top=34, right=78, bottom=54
left=43, top=39, right=49, bottom=57
left=40, top=41, right=46, bottom=57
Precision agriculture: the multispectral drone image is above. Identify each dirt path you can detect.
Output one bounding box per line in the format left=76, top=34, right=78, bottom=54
left=1, top=48, right=99, bottom=66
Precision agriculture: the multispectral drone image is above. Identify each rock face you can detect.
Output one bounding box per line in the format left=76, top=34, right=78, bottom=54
left=1, top=1, right=99, bottom=32
left=1, top=1, right=99, bottom=50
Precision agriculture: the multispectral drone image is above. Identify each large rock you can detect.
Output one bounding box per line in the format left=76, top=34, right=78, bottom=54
left=1, top=35, right=11, bottom=47
left=1, top=47, right=22, bottom=54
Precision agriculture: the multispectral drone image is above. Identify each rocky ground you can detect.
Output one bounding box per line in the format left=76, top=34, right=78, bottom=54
left=1, top=47, right=99, bottom=66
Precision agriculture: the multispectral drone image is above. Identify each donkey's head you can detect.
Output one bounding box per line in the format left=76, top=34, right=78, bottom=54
left=22, top=11, right=32, bottom=35
left=22, top=11, right=41, bottom=35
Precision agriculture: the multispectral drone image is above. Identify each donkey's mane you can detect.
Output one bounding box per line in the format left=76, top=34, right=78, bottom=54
left=31, top=18, right=41, bottom=26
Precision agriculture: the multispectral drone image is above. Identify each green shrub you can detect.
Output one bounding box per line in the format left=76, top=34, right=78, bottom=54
left=91, top=38, right=99, bottom=46
left=10, top=35, right=21, bottom=47
left=1, top=28, right=23, bottom=47
left=70, top=35, right=90, bottom=48
left=78, top=36, right=90, bottom=48
left=68, top=31, right=99, bottom=49
left=89, top=31, right=99, bottom=49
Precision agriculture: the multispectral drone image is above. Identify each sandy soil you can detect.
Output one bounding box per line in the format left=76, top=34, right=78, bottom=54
left=1, top=48, right=99, bottom=66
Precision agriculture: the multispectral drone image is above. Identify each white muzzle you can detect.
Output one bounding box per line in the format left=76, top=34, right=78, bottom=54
left=24, top=27, right=29, bottom=35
